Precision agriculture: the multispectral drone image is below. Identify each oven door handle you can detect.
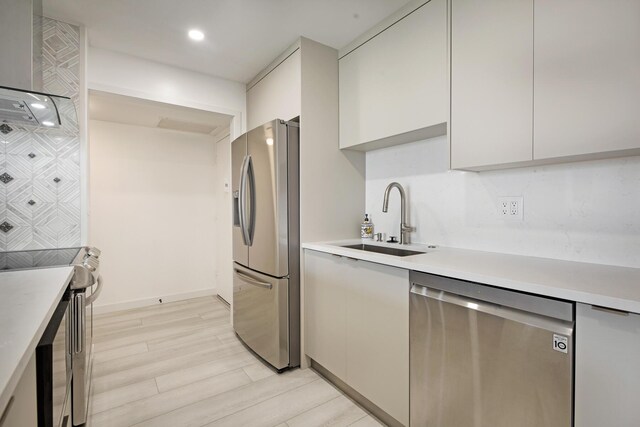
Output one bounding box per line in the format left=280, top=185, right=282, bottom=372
left=85, top=275, right=103, bottom=305
left=73, top=294, right=84, bottom=354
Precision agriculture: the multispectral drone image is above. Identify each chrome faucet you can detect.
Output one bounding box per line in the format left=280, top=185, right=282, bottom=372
left=382, top=182, right=414, bottom=244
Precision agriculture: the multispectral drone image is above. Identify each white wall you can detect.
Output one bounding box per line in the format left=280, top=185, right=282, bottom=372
left=366, top=136, right=640, bottom=268
left=87, top=47, right=246, bottom=138
left=89, top=120, right=219, bottom=311
left=214, top=134, right=233, bottom=304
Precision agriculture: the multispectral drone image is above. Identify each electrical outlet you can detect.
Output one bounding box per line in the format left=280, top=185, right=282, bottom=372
left=498, top=196, right=523, bottom=220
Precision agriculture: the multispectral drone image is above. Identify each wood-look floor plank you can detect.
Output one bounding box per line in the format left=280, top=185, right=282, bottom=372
left=285, top=395, right=368, bottom=427
left=90, top=379, right=158, bottom=415
left=349, top=415, right=385, bottom=426
left=205, top=378, right=341, bottom=427
left=93, top=336, right=223, bottom=378
left=92, top=342, right=149, bottom=364
left=155, top=350, right=257, bottom=392
left=201, top=310, right=231, bottom=321
left=145, top=323, right=233, bottom=352
left=132, top=368, right=320, bottom=427
left=93, top=316, right=224, bottom=352
left=89, top=369, right=252, bottom=427
left=216, top=330, right=241, bottom=344
left=139, top=305, right=228, bottom=327
left=242, top=362, right=276, bottom=382
left=92, top=340, right=247, bottom=394
left=93, top=318, right=143, bottom=337
left=94, top=297, right=219, bottom=325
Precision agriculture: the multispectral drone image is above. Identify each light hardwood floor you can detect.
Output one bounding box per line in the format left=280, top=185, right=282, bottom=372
left=88, top=296, right=384, bottom=426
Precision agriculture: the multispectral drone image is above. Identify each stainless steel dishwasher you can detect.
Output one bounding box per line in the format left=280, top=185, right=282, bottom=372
left=409, top=271, right=574, bottom=427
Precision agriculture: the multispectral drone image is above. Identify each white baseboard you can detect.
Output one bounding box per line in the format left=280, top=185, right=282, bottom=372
left=93, top=288, right=218, bottom=315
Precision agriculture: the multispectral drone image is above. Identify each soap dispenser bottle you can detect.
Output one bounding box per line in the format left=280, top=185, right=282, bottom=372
left=361, top=214, right=374, bottom=239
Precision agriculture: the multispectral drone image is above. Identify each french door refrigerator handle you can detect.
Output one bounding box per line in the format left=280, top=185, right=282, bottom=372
left=410, top=284, right=573, bottom=335
left=239, top=155, right=251, bottom=246
left=234, top=269, right=273, bottom=289
left=246, top=155, right=256, bottom=246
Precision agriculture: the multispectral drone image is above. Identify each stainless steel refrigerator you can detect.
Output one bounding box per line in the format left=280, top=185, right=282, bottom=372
left=231, top=119, right=300, bottom=371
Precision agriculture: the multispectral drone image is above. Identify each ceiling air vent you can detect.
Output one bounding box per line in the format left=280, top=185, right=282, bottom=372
left=157, top=117, right=218, bottom=135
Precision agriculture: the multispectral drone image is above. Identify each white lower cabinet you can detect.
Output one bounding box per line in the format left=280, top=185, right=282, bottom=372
left=304, top=251, right=349, bottom=380
left=575, top=303, right=640, bottom=427
left=0, top=353, right=37, bottom=427
left=304, top=249, right=409, bottom=425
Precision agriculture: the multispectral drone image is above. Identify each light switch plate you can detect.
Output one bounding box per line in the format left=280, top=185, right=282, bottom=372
left=498, top=196, right=523, bottom=221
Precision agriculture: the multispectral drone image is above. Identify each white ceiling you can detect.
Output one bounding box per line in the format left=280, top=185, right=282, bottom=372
left=43, top=0, right=412, bottom=83
left=89, top=90, right=232, bottom=136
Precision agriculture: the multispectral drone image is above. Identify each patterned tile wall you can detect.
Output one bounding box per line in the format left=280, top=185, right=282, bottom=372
left=0, top=17, right=81, bottom=251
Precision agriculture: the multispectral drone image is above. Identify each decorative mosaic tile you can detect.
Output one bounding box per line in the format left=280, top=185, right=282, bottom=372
left=0, top=17, right=81, bottom=250
left=0, top=173, right=14, bottom=184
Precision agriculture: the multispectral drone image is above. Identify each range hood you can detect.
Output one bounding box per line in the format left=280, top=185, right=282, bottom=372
left=0, top=0, right=78, bottom=134
left=0, top=86, right=77, bottom=133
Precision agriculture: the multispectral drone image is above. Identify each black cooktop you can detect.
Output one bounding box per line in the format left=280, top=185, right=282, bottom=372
left=0, top=247, right=82, bottom=272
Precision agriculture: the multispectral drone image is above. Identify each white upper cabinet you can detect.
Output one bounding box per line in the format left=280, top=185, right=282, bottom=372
left=450, top=0, right=534, bottom=170
left=339, top=0, right=447, bottom=151
left=533, top=0, right=640, bottom=160
left=246, top=49, right=301, bottom=131
left=450, top=0, right=640, bottom=170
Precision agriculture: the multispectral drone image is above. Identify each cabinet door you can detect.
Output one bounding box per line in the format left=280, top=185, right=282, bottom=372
left=534, top=0, right=640, bottom=160
left=246, top=49, right=301, bottom=131
left=339, top=0, right=447, bottom=150
left=450, top=0, right=533, bottom=170
left=346, top=258, right=409, bottom=426
left=303, top=250, right=348, bottom=380
left=575, top=304, right=640, bottom=427
left=1, top=353, right=37, bottom=427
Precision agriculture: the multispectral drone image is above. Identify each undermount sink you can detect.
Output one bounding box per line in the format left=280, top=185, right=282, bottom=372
left=341, top=244, right=425, bottom=257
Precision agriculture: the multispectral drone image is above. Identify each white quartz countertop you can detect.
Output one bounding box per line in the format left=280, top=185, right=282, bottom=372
left=0, top=266, right=74, bottom=414
left=302, top=240, right=640, bottom=314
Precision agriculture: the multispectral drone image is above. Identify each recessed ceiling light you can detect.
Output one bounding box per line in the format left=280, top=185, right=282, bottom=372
left=188, top=29, right=204, bottom=41
left=266, top=138, right=274, bottom=146
left=30, top=103, right=46, bottom=109
left=42, top=121, right=54, bottom=127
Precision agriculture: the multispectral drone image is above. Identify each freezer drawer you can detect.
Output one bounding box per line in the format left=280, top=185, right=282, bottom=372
left=233, top=263, right=290, bottom=370
left=410, top=272, right=574, bottom=427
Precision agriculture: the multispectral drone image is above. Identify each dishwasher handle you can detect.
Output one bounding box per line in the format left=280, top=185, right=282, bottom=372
left=410, top=284, right=574, bottom=336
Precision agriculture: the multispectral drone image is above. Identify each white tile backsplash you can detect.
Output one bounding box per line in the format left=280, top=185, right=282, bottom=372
left=366, top=136, right=640, bottom=268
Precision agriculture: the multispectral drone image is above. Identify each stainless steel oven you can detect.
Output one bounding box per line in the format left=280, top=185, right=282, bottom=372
left=70, top=274, right=101, bottom=426
left=69, top=248, right=102, bottom=427
left=36, top=289, right=72, bottom=427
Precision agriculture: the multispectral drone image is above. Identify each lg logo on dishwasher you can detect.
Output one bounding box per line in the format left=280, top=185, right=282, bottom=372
left=553, top=334, right=568, bottom=353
